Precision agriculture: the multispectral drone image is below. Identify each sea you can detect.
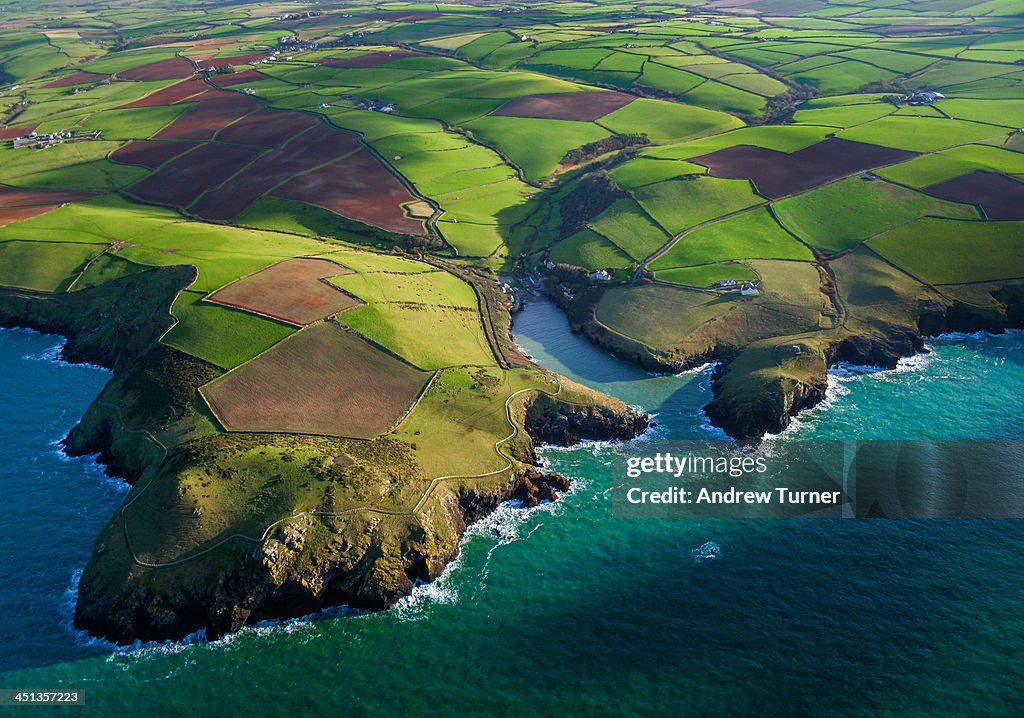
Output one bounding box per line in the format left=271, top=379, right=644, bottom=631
left=0, top=301, right=1021, bottom=716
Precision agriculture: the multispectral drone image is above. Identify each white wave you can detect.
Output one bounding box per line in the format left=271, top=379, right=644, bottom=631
left=395, top=473, right=585, bottom=619
left=21, top=338, right=109, bottom=372
left=929, top=327, right=1022, bottom=343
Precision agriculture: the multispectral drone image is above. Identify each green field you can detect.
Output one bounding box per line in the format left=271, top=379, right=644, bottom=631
left=774, top=177, right=980, bottom=253
left=164, top=290, right=296, bottom=370
left=868, top=218, right=1024, bottom=284
left=549, top=229, right=634, bottom=270
left=839, top=116, right=1011, bottom=153
left=0, top=240, right=104, bottom=291
left=588, top=199, right=671, bottom=261
left=651, top=208, right=814, bottom=269
left=339, top=302, right=495, bottom=370
left=634, top=177, right=763, bottom=235
left=655, top=262, right=758, bottom=288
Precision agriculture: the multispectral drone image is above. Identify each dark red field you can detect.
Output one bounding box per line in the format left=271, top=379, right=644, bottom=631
left=692, top=138, right=916, bottom=199
left=492, top=90, right=635, bottom=121
left=197, top=53, right=269, bottom=68
left=128, top=143, right=264, bottom=208
left=0, top=185, right=93, bottom=207
left=0, top=204, right=61, bottom=225
left=272, top=150, right=425, bottom=235
left=154, top=93, right=263, bottom=140
left=923, top=170, right=1024, bottom=219
left=43, top=71, right=109, bottom=88
left=212, top=69, right=269, bottom=87
left=118, top=57, right=195, bottom=81
left=190, top=125, right=359, bottom=220
left=215, top=108, right=320, bottom=146
left=320, top=51, right=418, bottom=69
left=206, top=258, right=361, bottom=325
left=110, top=140, right=201, bottom=169
left=0, top=185, right=93, bottom=225
left=119, top=78, right=208, bottom=108
left=0, top=124, right=37, bottom=140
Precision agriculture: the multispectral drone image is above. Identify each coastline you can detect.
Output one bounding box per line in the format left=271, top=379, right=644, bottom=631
left=0, top=281, right=648, bottom=645
left=556, top=285, right=1024, bottom=441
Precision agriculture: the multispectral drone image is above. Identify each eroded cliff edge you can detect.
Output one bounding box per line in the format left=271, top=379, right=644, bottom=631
left=0, top=271, right=646, bottom=645
left=550, top=264, right=1024, bottom=441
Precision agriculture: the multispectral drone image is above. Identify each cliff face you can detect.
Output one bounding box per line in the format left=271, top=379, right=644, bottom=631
left=524, top=394, right=649, bottom=446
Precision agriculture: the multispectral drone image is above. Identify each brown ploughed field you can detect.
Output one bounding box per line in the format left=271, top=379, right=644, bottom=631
left=0, top=185, right=93, bottom=207
left=197, top=53, right=269, bottom=68
left=154, top=92, right=263, bottom=140
left=212, top=69, right=270, bottom=87
left=492, top=90, right=635, bottom=121
left=118, top=57, right=195, bottom=81
left=110, top=140, right=201, bottom=169
left=128, top=143, right=264, bottom=208
left=206, top=257, right=360, bottom=325
left=924, top=170, right=1024, bottom=219
left=0, top=124, right=37, bottom=140
left=320, top=51, right=418, bottom=69
left=119, top=78, right=209, bottom=108
left=272, top=150, right=425, bottom=235
left=43, top=71, right=109, bottom=88
left=201, top=321, right=429, bottom=438
left=692, top=138, right=917, bottom=199
left=189, top=125, right=359, bottom=220
left=0, top=185, right=94, bottom=225
left=215, top=108, right=320, bottom=146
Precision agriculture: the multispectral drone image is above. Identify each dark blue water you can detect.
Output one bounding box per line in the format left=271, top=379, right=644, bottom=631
left=0, top=309, right=1021, bottom=716
left=0, top=330, right=123, bottom=672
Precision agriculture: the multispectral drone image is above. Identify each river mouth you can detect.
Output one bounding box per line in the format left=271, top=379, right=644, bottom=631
left=512, top=298, right=727, bottom=441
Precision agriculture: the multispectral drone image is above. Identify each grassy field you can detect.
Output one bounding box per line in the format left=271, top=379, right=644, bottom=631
left=634, top=177, right=763, bottom=235
left=330, top=268, right=479, bottom=308
left=651, top=208, right=813, bottom=269
left=0, top=240, right=104, bottom=291
left=774, top=177, right=980, bottom=253
left=877, top=144, right=1024, bottom=187
left=588, top=198, right=671, bottom=261
left=596, top=283, right=739, bottom=349
left=339, top=302, right=495, bottom=370
left=655, top=262, right=757, bottom=288
left=163, top=289, right=296, bottom=369
left=549, top=229, right=634, bottom=270
left=867, top=218, right=1024, bottom=284
left=838, top=116, right=1010, bottom=153
left=463, top=116, right=610, bottom=182
left=609, top=158, right=706, bottom=190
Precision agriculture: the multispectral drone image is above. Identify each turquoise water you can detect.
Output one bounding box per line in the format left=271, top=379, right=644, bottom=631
left=0, top=308, right=1022, bottom=716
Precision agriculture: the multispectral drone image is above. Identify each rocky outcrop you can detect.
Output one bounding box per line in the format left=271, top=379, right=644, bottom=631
left=832, top=326, right=924, bottom=369
left=524, top=393, right=649, bottom=446
left=705, top=368, right=828, bottom=441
